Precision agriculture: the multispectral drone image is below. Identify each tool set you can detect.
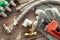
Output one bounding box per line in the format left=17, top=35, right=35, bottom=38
left=0, top=0, right=60, bottom=40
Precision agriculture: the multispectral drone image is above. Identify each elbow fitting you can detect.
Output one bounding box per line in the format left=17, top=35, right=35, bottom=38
left=22, top=19, right=32, bottom=27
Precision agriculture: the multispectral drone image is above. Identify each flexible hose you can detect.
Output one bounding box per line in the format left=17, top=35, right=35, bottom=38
left=13, top=0, right=60, bottom=25
left=16, top=0, right=35, bottom=10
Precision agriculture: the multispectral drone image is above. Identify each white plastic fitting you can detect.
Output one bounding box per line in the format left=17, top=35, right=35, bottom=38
left=0, top=6, right=7, bottom=17
left=33, top=21, right=38, bottom=27
left=22, top=19, right=32, bottom=27
left=10, top=0, right=16, bottom=7
left=0, top=6, right=5, bottom=12
left=4, top=1, right=12, bottom=12
left=35, top=9, right=45, bottom=16
left=35, top=9, right=41, bottom=15
left=35, top=9, right=50, bottom=19
left=36, top=16, right=39, bottom=20
left=13, top=20, right=18, bottom=26
left=3, top=24, right=11, bottom=33
left=5, top=6, right=12, bottom=12
left=1, top=12, right=7, bottom=17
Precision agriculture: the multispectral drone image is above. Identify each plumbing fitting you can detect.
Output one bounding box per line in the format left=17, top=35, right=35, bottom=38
left=6, top=0, right=16, bottom=7
left=0, top=1, right=12, bottom=12
left=22, top=19, right=37, bottom=36
left=36, top=16, right=39, bottom=20
left=25, top=32, right=37, bottom=36
left=3, top=24, right=11, bottom=34
left=24, top=20, right=37, bottom=36
left=0, top=0, right=10, bottom=6
left=35, top=9, right=49, bottom=20
left=0, top=6, right=5, bottom=12
left=1, top=12, right=7, bottom=17
left=0, top=6, right=7, bottom=17
left=22, top=19, right=33, bottom=27
left=13, top=0, right=60, bottom=26
left=25, top=26, right=37, bottom=36
left=35, top=9, right=44, bottom=16
left=33, top=21, right=38, bottom=27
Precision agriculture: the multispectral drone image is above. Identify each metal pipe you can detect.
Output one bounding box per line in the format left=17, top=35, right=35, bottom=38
left=13, top=0, right=60, bottom=26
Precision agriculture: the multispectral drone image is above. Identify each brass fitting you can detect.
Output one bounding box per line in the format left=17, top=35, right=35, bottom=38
left=25, top=28, right=37, bottom=36
left=25, top=32, right=37, bottom=36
